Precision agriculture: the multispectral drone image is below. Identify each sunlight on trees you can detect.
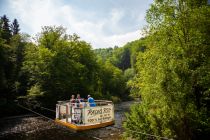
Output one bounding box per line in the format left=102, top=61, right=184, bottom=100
left=124, top=0, right=210, bottom=139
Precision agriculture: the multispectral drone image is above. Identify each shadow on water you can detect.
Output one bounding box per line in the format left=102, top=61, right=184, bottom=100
left=0, top=101, right=136, bottom=140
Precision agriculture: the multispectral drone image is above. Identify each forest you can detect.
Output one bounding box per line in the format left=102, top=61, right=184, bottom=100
left=0, top=0, right=210, bottom=140
left=0, top=15, right=145, bottom=117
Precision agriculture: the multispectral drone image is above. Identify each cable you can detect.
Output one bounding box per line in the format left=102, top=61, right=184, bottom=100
left=39, top=106, right=56, bottom=113
left=91, top=136, right=103, bottom=140
left=25, top=102, right=56, bottom=113
left=126, top=129, right=173, bottom=140
left=17, top=103, right=54, bottom=121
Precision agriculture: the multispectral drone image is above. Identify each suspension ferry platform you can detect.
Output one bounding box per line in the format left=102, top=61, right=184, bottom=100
left=55, top=100, right=115, bottom=131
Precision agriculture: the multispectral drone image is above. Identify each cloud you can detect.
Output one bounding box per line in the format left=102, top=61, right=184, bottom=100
left=105, top=30, right=142, bottom=47
left=89, top=30, right=142, bottom=48
left=5, top=0, right=145, bottom=48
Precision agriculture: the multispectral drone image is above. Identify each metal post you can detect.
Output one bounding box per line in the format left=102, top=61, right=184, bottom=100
left=56, top=104, right=58, bottom=119
left=59, top=105, right=61, bottom=119
left=70, top=102, right=72, bottom=123
left=83, top=106, right=85, bottom=125
left=112, top=103, right=114, bottom=121
left=100, top=102, right=102, bottom=124
left=66, top=104, right=68, bottom=122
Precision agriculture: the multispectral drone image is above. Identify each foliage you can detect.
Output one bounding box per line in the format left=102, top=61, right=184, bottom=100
left=124, top=0, right=210, bottom=140
left=11, top=19, right=20, bottom=35
left=99, top=60, right=126, bottom=98
left=110, top=47, right=131, bottom=71
left=22, top=26, right=99, bottom=106
left=0, top=15, right=12, bottom=43
left=27, top=84, right=44, bottom=98
left=94, top=39, right=146, bottom=100
left=94, top=39, right=146, bottom=71
left=0, top=14, right=133, bottom=113
left=124, top=68, right=135, bottom=82
left=0, top=15, right=28, bottom=101
left=94, top=47, right=114, bottom=62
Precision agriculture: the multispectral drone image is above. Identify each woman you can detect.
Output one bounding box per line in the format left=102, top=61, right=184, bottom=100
left=76, top=94, right=84, bottom=107
left=70, top=95, right=75, bottom=106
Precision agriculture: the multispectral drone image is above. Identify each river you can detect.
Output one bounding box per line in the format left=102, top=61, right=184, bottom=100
left=0, top=101, right=135, bottom=140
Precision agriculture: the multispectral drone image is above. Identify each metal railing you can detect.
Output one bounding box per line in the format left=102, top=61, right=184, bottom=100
left=57, top=100, right=113, bottom=106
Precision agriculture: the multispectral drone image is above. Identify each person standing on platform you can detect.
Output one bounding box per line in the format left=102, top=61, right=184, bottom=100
left=88, top=95, right=96, bottom=107
left=76, top=94, right=83, bottom=107
left=70, top=95, right=75, bottom=106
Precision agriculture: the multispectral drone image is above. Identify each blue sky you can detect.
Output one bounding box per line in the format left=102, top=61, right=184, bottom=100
left=0, top=0, right=153, bottom=48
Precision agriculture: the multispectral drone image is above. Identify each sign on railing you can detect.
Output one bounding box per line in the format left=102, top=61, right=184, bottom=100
left=72, top=108, right=82, bottom=121
left=60, top=105, right=67, bottom=114
left=84, top=105, right=114, bottom=124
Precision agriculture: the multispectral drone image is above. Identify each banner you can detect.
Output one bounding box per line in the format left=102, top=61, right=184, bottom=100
left=72, top=108, right=82, bottom=121
left=59, top=105, right=66, bottom=114
left=84, top=105, right=114, bottom=124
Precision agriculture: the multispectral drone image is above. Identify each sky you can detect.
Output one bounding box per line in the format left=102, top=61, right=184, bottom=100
left=0, top=0, right=153, bottom=48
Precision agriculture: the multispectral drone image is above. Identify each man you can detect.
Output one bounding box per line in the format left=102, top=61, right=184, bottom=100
left=88, top=95, right=96, bottom=107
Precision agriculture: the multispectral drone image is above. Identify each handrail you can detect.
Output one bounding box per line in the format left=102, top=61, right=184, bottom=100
left=56, top=100, right=113, bottom=106
left=58, top=99, right=113, bottom=102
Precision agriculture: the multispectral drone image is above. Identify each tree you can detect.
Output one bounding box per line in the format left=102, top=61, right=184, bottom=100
left=11, top=19, right=20, bottom=35
left=111, top=47, right=131, bottom=71
left=124, top=0, right=210, bottom=140
left=97, top=60, right=126, bottom=99
left=94, top=47, right=114, bottom=62
left=0, top=15, right=13, bottom=97
left=37, top=26, right=67, bottom=49
left=0, top=15, right=12, bottom=43
left=0, top=20, right=7, bottom=93
left=22, top=26, right=99, bottom=107
left=0, top=15, right=26, bottom=101
left=9, top=34, right=29, bottom=96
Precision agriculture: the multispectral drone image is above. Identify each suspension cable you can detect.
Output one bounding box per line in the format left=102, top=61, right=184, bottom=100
left=17, top=103, right=55, bottom=121
left=25, top=102, right=56, bottom=113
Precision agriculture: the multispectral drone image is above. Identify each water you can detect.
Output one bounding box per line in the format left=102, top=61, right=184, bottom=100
left=0, top=101, right=135, bottom=140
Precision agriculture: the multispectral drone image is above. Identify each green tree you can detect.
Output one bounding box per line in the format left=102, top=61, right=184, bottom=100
left=111, top=47, right=131, bottom=71
left=124, top=0, right=210, bottom=140
left=11, top=19, right=20, bottom=35
left=10, top=34, right=29, bottom=96
left=127, top=39, right=146, bottom=69
left=0, top=15, right=28, bottom=106
left=0, top=15, right=13, bottom=98
left=0, top=20, right=7, bottom=94
left=94, top=47, right=114, bottom=62
left=22, top=26, right=98, bottom=106
left=99, top=60, right=126, bottom=99
left=1, top=15, right=12, bottom=43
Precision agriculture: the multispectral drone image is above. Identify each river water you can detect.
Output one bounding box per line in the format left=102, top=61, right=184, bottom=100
left=0, top=101, right=135, bottom=140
